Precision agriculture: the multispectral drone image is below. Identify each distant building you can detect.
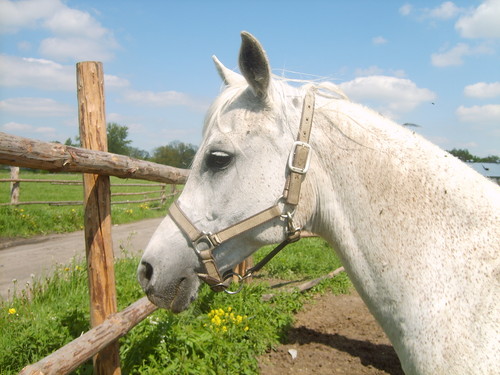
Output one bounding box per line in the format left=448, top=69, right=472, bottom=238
left=466, top=163, right=500, bottom=185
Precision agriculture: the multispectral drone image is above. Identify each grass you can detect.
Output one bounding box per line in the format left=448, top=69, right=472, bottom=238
left=0, top=239, right=351, bottom=374
left=0, top=170, right=178, bottom=238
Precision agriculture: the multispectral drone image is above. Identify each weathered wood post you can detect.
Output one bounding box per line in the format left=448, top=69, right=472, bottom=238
left=10, top=166, right=20, bottom=204
left=160, top=184, right=166, bottom=205
left=77, top=61, right=121, bottom=375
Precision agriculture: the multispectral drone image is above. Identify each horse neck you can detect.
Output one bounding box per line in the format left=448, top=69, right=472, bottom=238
left=308, top=98, right=496, bottom=314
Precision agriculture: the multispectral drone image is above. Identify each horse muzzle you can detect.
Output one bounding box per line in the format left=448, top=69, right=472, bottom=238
left=137, top=259, right=200, bottom=312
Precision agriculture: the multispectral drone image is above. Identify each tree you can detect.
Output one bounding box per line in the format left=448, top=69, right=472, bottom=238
left=107, top=122, right=132, bottom=155
left=447, top=148, right=499, bottom=163
left=448, top=148, right=477, bottom=162
left=64, top=137, right=80, bottom=147
left=128, top=147, right=150, bottom=160
left=479, top=155, right=500, bottom=163
left=151, top=141, right=197, bottom=168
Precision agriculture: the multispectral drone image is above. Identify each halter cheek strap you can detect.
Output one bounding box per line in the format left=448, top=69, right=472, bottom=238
left=169, top=91, right=315, bottom=293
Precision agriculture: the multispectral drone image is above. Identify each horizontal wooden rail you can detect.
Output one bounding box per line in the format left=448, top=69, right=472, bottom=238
left=0, top=179, right=169, bottom=187
left=0, top=195, right=177, bottom=206
left=0, top=179, right=83, bottom=184
left=19, top=297, right=158, bottom=375
left=111, top=190, right=165, bottom=197
left=0, top=132, right=189, bottom=184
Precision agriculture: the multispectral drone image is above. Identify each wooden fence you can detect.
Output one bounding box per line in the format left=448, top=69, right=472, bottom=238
left=0, top=169, right=178, bottom=206
left=0, top=62, right=189, bottom=375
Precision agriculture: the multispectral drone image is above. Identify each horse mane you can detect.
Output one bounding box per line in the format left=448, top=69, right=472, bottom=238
left=203, top=74, right=350, bottom=136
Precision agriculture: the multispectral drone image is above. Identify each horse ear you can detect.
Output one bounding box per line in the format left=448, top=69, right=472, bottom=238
left=212, top=55, right=245, bottom=86
left=238, top=31, right=271, bottom=99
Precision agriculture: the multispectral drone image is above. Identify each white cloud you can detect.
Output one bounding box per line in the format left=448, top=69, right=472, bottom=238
left=456, top=104, right=500, bottom=123
left=0, top=97, right=72, bottom=117
left=399, top=4, right=412, bottom=16
left=1, top=121, right=56, bottom=137
left=122, top=90, right=209, bottom=112
left=0, top=55, right=74, bottom=90
left=339, top=76, right=436, bottom=118
left=104, top=74, right=130, bottom=89
left=0, top=55, right=129, bottom=91
left=0, top=0, right=62, bottom=33
left=372, top=36, right=387, bottom=45
left=34, top=126, right=56, bottom=134
left=427, top=1, right=462, bottom=19
left=464, top=81, right=500, bottom=98
left=0, top=0, right=119, bottom=62
left=40, top=35, right=117, bottom=62
left=354, top=66, right=406, bottom=78
left=431, top=42, right=493, bottom=67
left=456, top=0, right=500, bottom=39
left=42, top=7, right=108, bottom=39
left=1, top=121, right=33, bottom=132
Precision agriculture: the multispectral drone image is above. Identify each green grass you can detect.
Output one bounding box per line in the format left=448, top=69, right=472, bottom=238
left=0, top=170, right=178, bottom=238
left=0, top=239, right=351, bottom=374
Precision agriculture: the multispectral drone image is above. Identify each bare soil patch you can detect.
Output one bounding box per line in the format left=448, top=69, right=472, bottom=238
left=259, top=290, right=404, bottom=375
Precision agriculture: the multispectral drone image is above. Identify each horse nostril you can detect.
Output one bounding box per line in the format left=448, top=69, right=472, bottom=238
left=139, top=261, right=154, bottom=284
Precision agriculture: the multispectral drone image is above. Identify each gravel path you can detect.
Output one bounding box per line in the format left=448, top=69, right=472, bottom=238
left=0, top=217, right=163, bottom=300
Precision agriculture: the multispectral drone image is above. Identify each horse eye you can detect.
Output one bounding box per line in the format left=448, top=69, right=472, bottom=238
left=206, top=151, right=233, bottom=170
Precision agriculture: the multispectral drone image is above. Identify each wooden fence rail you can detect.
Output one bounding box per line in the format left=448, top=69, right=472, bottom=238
left=19, top=297, right=157, bottom=375
left=0, top=175, right=178, bottom=206
left=0, top=131, right=189, bottom=184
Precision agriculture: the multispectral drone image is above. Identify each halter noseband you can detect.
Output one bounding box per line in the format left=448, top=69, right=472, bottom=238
left=169, top=91, right=315, bottom=293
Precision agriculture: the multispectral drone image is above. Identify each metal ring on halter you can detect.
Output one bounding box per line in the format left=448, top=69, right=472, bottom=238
left=215, top=272, right=244, bottom=295
left=275, top=195, right=296, bottom=219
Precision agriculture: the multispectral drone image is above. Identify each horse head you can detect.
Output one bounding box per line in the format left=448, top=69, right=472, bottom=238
left=138, top=32, right=316, bottom=312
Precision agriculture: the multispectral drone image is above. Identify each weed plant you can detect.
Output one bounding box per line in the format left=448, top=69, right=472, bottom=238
left=0, top=239, right=351, bottom=374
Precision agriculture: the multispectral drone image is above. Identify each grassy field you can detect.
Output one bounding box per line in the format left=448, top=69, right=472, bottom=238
left=0, top=169, right=177, bottom=239
left=0, top=238, right=350, bottom=374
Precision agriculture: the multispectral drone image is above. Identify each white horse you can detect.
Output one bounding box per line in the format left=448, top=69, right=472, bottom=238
left=138, top=32, right=499, bottom=374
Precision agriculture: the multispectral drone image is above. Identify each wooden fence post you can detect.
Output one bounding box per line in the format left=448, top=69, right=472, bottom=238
left=77, top=61, right=121, bottom=375
left=10, top=166, right=19, bottom=204
left=160, top=184, right=166, bottom=205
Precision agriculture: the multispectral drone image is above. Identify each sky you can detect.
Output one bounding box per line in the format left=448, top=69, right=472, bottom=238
left=0, top=0, right=499, bottom=158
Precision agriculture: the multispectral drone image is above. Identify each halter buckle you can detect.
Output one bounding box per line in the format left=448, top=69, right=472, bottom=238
left=288, top=141, right=312, bottom=174
left=193, top=232, right=220, bottom=254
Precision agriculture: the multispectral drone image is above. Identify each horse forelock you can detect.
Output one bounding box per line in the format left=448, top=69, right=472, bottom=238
left=203, top=75, right=349, bottom=137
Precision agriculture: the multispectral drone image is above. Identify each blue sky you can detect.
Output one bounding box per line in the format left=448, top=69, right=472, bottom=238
left=1, top=0, right=499, bottom=157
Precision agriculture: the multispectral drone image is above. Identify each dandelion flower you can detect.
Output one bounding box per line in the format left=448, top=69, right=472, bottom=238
left=8, top=308, right=16, bottom=315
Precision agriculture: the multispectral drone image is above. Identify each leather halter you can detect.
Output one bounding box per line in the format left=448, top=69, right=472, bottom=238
left=169, top=91, right=315, bottom=293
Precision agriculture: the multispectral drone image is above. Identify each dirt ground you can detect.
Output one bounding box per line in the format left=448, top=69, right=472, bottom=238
left=259, top=290, right=404, bottom=375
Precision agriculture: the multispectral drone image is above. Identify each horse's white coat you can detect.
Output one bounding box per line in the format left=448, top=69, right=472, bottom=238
left=139, top=32, right=500, bottom=374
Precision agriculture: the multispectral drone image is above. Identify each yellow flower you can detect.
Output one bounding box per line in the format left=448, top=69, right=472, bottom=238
left=244, top=326, right=249, bottom=332
left=211, top=315, right=222, bottom=326
left=8, top=308, right=16, bottom=315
